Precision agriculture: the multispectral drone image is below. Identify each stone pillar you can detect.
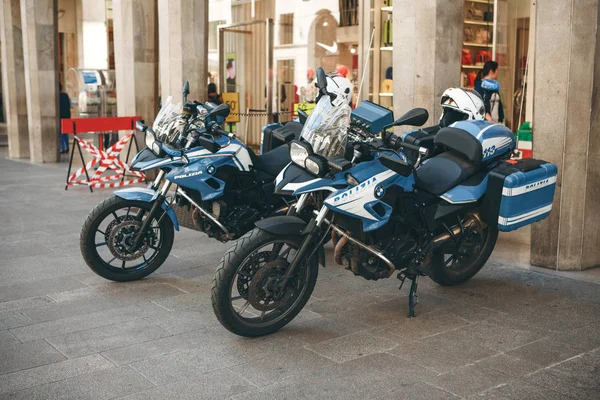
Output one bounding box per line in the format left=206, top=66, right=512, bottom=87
left=20, top=0, right=59, bottom=163
left=0, top=0, right=30, bottom=159
left=531, top=0, right=600, bottom=271
left=113, top=0, right=157, bottom=124
left=392, top=0, right=463, bottom=125
left=76, top=0, right=108, bottom=69
left=158, top=0, right=209, bottom=103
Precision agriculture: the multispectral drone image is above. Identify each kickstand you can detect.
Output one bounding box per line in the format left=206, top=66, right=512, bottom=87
left=408, top=276, right=419, bottom=318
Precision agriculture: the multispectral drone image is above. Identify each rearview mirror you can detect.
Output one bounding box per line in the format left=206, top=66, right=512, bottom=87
left=207, top=103, right=230, bottom=119
left=182, top=81, right=190, bottom=102
left=393, top=108, right=429, bottom=128
left=136, top=120, right=147, bottom=132
left=298, top=109, right=308, bottom=125
left=197, top=135, right=221, bottom=154
left=316, top=67, right=327, bottom=90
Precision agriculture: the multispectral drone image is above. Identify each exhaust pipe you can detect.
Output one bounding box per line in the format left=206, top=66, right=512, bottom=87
left=424, top=212, right=486, bottom=254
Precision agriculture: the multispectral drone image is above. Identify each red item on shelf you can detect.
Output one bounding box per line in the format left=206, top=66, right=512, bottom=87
left=476, top=50, right=492, bottom=64
left=467, top=72, right=477, bottom=87
left=462, top=49, right=473, bottom=66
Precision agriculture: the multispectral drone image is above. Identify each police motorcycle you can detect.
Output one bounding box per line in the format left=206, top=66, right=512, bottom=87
left=80, top=81, right=309, bottom=282
left=210, top=69, right=558, bottom=337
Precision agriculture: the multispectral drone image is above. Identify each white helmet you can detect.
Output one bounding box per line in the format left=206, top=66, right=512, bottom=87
left=439, top=88, right=485, bottom=127
left=326, top=74, right=353, bottom=106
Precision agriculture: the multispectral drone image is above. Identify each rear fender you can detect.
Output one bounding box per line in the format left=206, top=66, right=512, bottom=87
left=114, top=188, right=180, bottom=231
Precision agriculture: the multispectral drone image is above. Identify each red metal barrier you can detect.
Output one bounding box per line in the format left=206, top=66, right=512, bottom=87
left=62, top=116, right=147, bottom=192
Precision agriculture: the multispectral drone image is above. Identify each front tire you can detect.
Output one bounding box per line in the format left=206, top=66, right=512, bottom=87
left=80, top=195, right=175, bottom=282
left=429, top=225, right=498, bottom=286
left=211, top=228, right=318, bottom=337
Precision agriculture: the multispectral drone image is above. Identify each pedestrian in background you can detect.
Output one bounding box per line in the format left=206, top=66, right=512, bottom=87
left=207, top=83, right=222, bottom=104
left=59, top=83, right=71, bottom=154
left=475, top=61, right=504, bottom=123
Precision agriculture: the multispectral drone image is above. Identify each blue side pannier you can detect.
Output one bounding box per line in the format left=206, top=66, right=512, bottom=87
left=481, top=159, right=558, bottom=232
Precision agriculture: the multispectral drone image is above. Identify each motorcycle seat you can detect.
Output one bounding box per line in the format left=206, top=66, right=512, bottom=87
left=252, top=144, right=291, bottom=177
left=414, top=152, right=479, bottom=196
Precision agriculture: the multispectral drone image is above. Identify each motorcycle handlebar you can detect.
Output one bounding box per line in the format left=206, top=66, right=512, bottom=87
left=212, top=127, right=230, bottom=137
left=384, top=131, right=428, bottom=156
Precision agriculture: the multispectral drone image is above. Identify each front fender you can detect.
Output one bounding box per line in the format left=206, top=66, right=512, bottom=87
left=255, top=215, right=306, bottom=236
left=114, top=188, right=180, bottom=231
left=255, top=216, right=326, bottom=267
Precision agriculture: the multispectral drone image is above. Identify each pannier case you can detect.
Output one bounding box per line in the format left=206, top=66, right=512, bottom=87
left=481, top=159, right=557, bottom=232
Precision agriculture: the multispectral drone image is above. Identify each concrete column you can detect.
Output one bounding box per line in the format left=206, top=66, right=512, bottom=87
left=0, top=0, right=30, bottom=158
left=76, top=0, right=108, bottom=69
left=20, top=0, right=59, bottom=163
left=158, top=0, right=209, bottom=103
left=392, top=0, right=463, bottom=125
left=531, top=0, right=600, bottom=270
left=113, top=0, right=157, bottom=124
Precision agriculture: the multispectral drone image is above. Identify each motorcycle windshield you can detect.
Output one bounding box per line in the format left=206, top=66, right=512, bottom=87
left=152, top=96, right=183, bottom=143
left=300, top=95, right=351, bottom=159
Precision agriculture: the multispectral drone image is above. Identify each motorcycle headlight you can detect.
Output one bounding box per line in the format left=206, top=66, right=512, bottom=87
left=289, top=140, right=312, bottom=168
left=145, top=130, right=162, bottom=155
left=305, top=155, right=329, bottom=177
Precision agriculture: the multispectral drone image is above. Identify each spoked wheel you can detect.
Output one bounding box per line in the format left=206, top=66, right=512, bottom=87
left=429, top=225, right=498, bottom=286
left=80, top=195, right=174, bottom=282
left=211, top=228, right=318, bottom=337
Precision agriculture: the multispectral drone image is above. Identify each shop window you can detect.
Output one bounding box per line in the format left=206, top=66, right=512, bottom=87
left=339, top=0, right=359, bottom=27
left=279, top=13, right=293, bottom=45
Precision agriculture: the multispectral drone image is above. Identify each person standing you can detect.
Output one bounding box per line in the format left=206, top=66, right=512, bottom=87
left=207, top=83, right=222, bottom=104
left=475, top=61, right=504, bottom=123
left=59, top=83, right=71, bottom=154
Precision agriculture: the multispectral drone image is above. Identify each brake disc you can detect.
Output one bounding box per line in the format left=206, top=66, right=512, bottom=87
left=236, top=251, right=270, bottom=300
left=248, top=260, right=293, bottom=312
left=107, top=220, right=155, bottom=261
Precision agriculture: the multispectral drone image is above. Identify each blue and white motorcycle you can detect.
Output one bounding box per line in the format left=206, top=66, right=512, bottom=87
left=211, top=76, right=558, bottom=337
left=80, top=82, right=303, bottom=282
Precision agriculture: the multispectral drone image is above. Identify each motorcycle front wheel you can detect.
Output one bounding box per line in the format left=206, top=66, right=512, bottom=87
left=80, top=195, right=174, bottom=282
left=211, top=228, right=319, bottom=337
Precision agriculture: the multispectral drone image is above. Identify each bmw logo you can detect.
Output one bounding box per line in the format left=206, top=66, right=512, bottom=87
left=207, top=165, right=216, bottom=174
left=375, top=185, right=385, bottom=198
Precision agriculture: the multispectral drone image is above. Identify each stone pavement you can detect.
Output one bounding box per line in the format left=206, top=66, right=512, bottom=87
left=0, top=150, right=599, bottom=399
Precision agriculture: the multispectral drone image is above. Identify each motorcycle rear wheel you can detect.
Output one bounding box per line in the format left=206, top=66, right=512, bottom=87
left=80, top=195, right=174, bottom=282
left=429, top=225, right=498, bottom=286
left=211, top=228, right=319, bottom=337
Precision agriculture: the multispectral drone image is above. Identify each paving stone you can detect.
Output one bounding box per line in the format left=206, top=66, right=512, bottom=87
left=523, top=366, right=600, bottom=400
left=0, top=296, right=54, bottom=312
left=231, top=353, right=437, bottom=400
left=10, top=304, right=164, bottom=342
left=0, top=354, right=113, bottom=395
left=305, top=329, right=399, bottom=363
left=377, top=382, right=461, bottom=399
left=0, top=330, right=20, bottom=349
left=46, top=319, right=171, bottom=358
left=384, top=310, right=471, bottom=340
left=425, top=364, right=510, bottom=398
left=439, top=319, right=547, bottom=353
left=281, top=313, right=371, bottom=344
left=0, top=242, right=54, bottom=261
left=387, top=340, right=473, bottom=374
left=0, top=253, right=83, bottom=287
left=506, top=337, right=584, bottom=368
left=473, top=381, right=574, bottom=399
left=419, top=327, right=500, bottom=362
left=21, top=296, right=135, bottom=323
left=143, top=305, right=220, bottom=335
left=0, top=366, right=154, bottom=400
left=552, top=322, right=600, bottom=351
left=229, top=347, right=335, bottom=387
left=0, top=277, right=86, bottom=302
left=0, top=340, right=66, bottom=375
left=119, top=369, right=253, bottom=400
left=475, top=353, right=541, bottom=378
left=101, top=329, right=214, bottom=365
left=306, top=290, right=397, bottom=316
left=0, top=311, right=31, bottom=329
left=47, top=280, right=185, bottom=303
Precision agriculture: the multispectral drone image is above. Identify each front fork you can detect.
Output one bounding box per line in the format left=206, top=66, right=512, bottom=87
left=133, top=171, right=172, bottom=248
left=277, top=194, right=329, bottom=290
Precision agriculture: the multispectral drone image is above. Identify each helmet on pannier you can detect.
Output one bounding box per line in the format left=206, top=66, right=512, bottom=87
left=439, top=88, right=485, bottom=127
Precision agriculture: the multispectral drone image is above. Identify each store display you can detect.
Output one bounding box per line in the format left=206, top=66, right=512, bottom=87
left=476, top=28, right=492, bottom=44
left=467, top=72, right=477, bottom=87
left=464, top=27, right=474, bottom=42
left=382, top=14, right=393, bottom=47
left=462, top=49, right=473, bottom=66
left=467, top=2, right=484, bottom=20
left=476, top=50, right=492, bottom=65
